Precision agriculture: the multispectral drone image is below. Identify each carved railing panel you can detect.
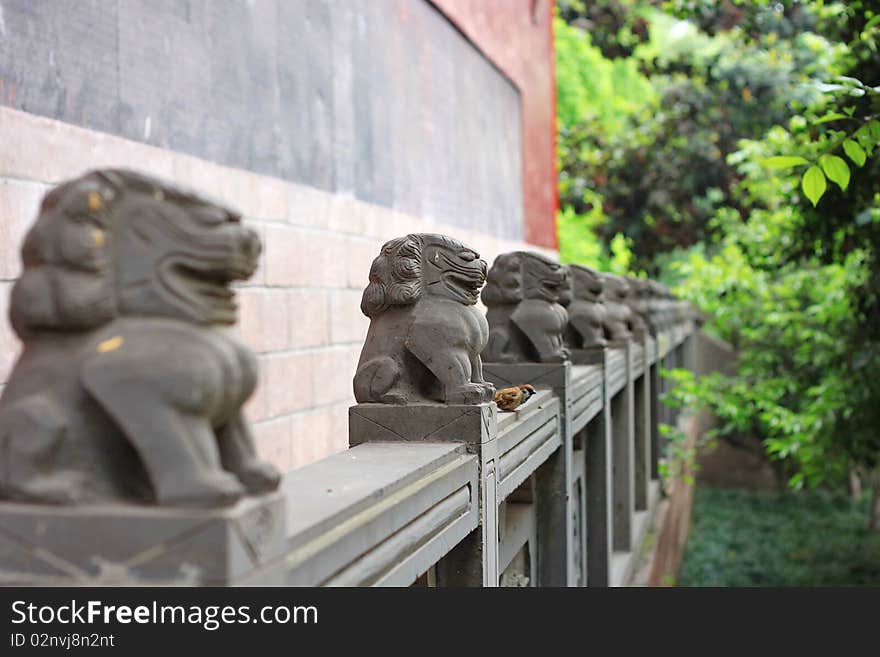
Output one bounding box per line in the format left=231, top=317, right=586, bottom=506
left=248, top=442, right=478, bottom=586
left=569, top=365, right=604, bottom=435
left=496, top=391, right=561, bottom=500
left=605, top=347, right=629, bottom=398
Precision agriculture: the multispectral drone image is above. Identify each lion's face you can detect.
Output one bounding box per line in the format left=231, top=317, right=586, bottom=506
left=601, top=274, right=630, bottom=303
left=626, top=277, right=650, bottom=302
left=110, top=179, right=260, bottom=325
left=11, top=169, right=259, bottom=335
left=421, top=235, right=487, bottom=306
left=521, top=253, right=567, bottom=303
left=569, top=265, right=604, bottom=301
left=360, top=233, right=487, bottom=318
left=557, top=266, right=573, bottom=306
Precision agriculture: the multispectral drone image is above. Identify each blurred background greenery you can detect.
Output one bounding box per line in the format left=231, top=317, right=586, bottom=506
left=554, top=0, right=880, bottom=582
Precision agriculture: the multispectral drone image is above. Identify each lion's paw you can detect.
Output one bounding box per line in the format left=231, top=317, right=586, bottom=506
left=162, top=471, right=245, bottom=508
left=236, top=461, right=281, bottom=494
left=477, top=382, right=496, bottom=402
left=546, top=348, right=570, bottom=363
left=446, top=383, right=492, bottom=405
left=379, top=392, right=409, bottom=405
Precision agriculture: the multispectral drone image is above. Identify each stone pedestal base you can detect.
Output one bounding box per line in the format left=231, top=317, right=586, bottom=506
left=0, top=492, right=286, bottom=585
left=349, top=402, right=498, bottom=586
left=349, top=402, right=496, bottom=448
left=570, top=347, right=605, bottom=365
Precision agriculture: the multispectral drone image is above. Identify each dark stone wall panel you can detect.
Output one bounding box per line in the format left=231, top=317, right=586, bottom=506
left=0, top=0, right=524, bottom=239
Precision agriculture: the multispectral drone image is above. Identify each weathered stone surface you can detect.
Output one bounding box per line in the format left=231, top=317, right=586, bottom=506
left=482, top=361, right=572, bottom=586
left=0, top=491, right=285, bottom=585
left=623, top=276, right=651, bottom=338
left=481, top=251, right=569, bottom=363
left=349, top=399, right=500, bottom=587
left=600, top=274, right=636, bottom=342
left=353, top=233, right=495, bottom=405
left=253, top=442, right=479, bottom=587
left=0, top=169, right=280, bottom=507
left=560, top=264, right=608, bottom=350
left=648, top=280, right=675, bottom=331
left=570, top=347, right=607, bottom=365
left=349, top=403, right=496, bottom=447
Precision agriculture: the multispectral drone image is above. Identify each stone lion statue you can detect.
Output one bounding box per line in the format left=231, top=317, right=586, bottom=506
left=560, top=264, right=608, bottom=350
left=625, top=276, right=653, bottom=337
left=354, top=233, right=496, bottom=405
left=600, top=273, right=636, bottom=342
left=0, top=169, right=280, bottom=507
left=481, top=251, right=569, bottom=363
left=647, top=280, right=674, bottom=330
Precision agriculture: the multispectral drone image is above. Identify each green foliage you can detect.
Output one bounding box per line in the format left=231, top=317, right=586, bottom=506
left=668, top=211, right=874, bottom=487
left=556, top=0, right=880, bottom=495
left=557, top=0, right=651, bottom=59
left=680, top=487, right=880, bottom=586
left=758, top=76, right=880, bottom=205
left=661, top=1, right=880, bottom=491
left=656, top=420, right=696, bottom=486
left=555, top=1, right=842, bottom=269
left=802, top=165, right=827, bottom=205
left=556, top=205, right=636, bottom=274
left=555, top=12, right=651, bottom=274
left=554, top=15, right=657, bottom=136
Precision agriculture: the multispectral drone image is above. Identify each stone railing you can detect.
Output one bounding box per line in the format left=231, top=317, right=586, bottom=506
left=240, top=317, right=695, bottom=587
left=0, top=172, right=697, bottom=587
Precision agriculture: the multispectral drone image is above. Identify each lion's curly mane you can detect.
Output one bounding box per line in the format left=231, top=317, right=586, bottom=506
left=360, top=235, right=425, bottom=318
left=9, top=169, right=228, bottom=338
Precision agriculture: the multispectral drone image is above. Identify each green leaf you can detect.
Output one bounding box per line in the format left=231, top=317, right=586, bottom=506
left=801, top=166, right=827, bottom=206
left=843, top=139, right=867, bottom=167
left=819, top=154, right=850, bottom=191
left=762, top=156, right=809, bottom=170
left=812, top=112, right=848, bottom=124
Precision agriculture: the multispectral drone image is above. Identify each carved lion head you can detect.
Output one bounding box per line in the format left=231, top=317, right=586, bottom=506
left=626, top=276, right=650, bottom=299
left=568, top=264, right=604, bottom=302
left=482, top=251, right=567, bottom=305
left=10, top=169, right=261, bottom=337
left=557, top=265, right=572, bottom=307
left=601, top=274, right=631, bottom=303
left=360, top=233, right=487, bottom=318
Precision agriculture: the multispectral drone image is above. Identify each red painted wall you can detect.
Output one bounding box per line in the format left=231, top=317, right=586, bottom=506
left=432, top=0, right=559, bottom=250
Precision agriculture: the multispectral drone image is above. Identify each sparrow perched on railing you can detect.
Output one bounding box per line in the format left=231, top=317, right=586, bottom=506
left=493, top=384, right=537, bottom=412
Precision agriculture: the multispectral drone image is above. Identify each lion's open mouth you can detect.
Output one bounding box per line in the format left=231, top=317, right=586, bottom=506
left=542, top=277, right=564, bottom=294
left=445, top=270, right=484, bottom=295
left=433, top=249, right=487, bottom=305
left=159, top=250, right=258, bottom=325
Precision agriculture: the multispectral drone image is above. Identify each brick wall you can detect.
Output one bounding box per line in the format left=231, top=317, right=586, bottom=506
left=0, top=107, right=555, bottom=473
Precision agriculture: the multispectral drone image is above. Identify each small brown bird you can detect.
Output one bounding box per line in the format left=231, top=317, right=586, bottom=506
left=493, top=384, right=537, bottom=412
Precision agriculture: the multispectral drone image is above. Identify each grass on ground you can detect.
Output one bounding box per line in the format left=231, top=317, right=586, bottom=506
left=678, top=487, right=880, bottom=586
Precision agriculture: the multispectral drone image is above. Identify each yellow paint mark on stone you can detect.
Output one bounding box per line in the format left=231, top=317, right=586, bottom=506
left=97, top=336, right=123, bottom=353
left=88, top=191, right=102, bottom=211
left=93, top=228, right=105, bottom=248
